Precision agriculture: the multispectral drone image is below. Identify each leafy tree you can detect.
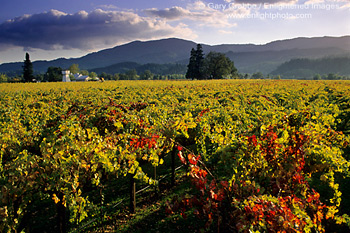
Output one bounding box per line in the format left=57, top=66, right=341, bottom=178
left=68, top=64, right=80, bottom=74
left=35, top=74, right=44, bottom=82
left=313, top=74, right=321, bottom=80
left=113, top=74, right=120, bottom=80
left=125, top=69, right=138, bottom=80
left=119, top=73, right=128, bottom=80
left=44, top=67, right=62, bottom=82
left=140, top=70, right=154, bottom=80
left=23, top=53, right=34, bottom=82
left=0, top=74, right=8, bottom=83
left=153, top=74, right=161, bottom=80
left=326, top=73, right=338, bottom=80
left=80, top=70, right=89, bottom=76
left=203, top=52, right=237, bottom=79
left=99, top=72, right=106, bottom=79
left=252, top=72, right=264, bottom=79
left=238, top=73, right=249, bottom=79
left=99, top=72, right=115, bottom=80
left=89, top=72, right=97, bottom=78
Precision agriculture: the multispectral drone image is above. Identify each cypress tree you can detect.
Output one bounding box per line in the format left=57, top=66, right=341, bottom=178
left=194, top=44, right=205, bottom=80
left=186, top=44, right=205, bottom=80
left=23, top=53, right=34, bottom=82
left=186, top=48, right=196, bottom=79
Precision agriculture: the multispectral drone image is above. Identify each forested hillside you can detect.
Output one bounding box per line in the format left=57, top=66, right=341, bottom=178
left=1, top=36, right=349, bottom=77
left=271, top=57, right=350, bottom=79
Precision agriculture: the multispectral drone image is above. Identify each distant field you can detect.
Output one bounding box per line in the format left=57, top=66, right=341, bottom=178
left=1, top=80, right=349, bottom=232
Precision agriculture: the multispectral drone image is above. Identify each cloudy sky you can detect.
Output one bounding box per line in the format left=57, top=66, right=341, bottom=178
left=0, top=0, right=349, bottom=64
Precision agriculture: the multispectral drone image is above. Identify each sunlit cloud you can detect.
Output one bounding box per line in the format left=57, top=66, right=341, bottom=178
left=224, top=0, right=297, bottom=3
left=144, top=2, right=250, bottom=28
left=218, top=29, right=235, bottom=34
left=97, top=4, right=118, bottom=10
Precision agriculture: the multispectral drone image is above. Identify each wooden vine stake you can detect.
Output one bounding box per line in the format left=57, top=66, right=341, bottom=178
left=56, top=192, right=67, bottom=233
left=154, top=166, right=158, bottom=196
left=129, top=173, right=136, bottom=213
left=171, top=146, right=176, bottom=187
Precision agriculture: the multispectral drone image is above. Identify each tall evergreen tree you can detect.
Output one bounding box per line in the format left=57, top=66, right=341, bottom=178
left=23, top=53, right=34, bottom=82
left=186, top=44, right=205, bottom=79
left=186, top=48, right=196, bottom=79
left=194, top=44, right=205, bottom=80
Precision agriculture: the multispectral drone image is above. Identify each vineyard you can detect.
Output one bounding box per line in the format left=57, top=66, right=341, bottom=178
left=0, top=80, right=350, bottom=232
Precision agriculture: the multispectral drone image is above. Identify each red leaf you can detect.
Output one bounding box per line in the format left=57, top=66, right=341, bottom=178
left=188, top=154, right=198, bottom=165
left=177, top=151, right=187, bottom=164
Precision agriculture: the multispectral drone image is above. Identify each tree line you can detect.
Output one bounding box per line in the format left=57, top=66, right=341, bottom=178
left=2, top=51, right=348, bottom=83
left=1, top=53, right=187, bottom=82
left=2, top=48, right=239, bottom=82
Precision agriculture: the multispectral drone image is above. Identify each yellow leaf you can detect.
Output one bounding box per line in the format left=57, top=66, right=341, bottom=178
left=52, top=194, right=60, bottom=204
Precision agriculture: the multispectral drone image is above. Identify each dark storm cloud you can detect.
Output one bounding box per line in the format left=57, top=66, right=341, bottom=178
left=0, top=9, right=194, bottom=51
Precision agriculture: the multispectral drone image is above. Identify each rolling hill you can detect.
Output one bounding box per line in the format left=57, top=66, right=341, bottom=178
left=271, top=56, right=350, bottom=79
left=0, top=36, right=349, bottom=76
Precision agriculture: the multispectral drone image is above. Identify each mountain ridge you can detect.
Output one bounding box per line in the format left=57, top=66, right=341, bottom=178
left=1, top=36, right=349, bottom=75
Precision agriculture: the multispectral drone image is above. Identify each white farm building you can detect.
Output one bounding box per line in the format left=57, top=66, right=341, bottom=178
left=62, top=70, right=100, bottom=82
left=74, top=74, right=90, bottom=82
left=62, top=70, right=71, bottom=82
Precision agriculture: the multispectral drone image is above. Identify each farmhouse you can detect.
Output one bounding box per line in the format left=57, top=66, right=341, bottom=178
left=74, top=74, right=90, bottom=81
left=62, top=70, right=100, bottom=82
left=74, top=73, right=100, bottom=82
